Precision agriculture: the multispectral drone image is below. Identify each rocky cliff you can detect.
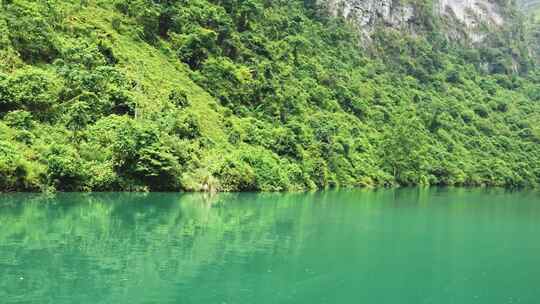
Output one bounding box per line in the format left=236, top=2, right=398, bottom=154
left=519, top=0, right=540, bottom=11
left=321, top=0, right=514, bottom=43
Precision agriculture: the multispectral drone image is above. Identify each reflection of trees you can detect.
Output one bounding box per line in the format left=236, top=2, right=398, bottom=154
left=2, top=189, right=539, bottom=303
left=0, top=190, right=389, bottom=303
left=0, top=192, right=322, bottom=303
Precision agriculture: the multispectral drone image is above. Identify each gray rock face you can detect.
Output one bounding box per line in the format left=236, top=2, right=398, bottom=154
left=322, top=0, right=417, bottom=43
left=438, top=0, right=504, bottom=27
left=518, top=0, right=540, bottom=11
left=438, top=0, right=506, bottom=43
left=323, top=0, right=415, bottom=32
left=321, top=0, right=509, bottom=42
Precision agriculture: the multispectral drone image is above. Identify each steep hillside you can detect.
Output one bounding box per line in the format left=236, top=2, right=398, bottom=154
left=1, top=0, right=539, bottom=192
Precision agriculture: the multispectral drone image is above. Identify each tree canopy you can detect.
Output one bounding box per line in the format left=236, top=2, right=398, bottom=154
left=0, top=0, right=539, bottom=192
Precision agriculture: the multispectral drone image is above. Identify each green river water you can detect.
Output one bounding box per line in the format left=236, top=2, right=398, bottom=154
left=1, top=188, right=539, bottom=303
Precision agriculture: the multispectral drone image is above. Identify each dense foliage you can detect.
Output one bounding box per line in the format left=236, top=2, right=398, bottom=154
left=0, top=0, right=539, bottom=192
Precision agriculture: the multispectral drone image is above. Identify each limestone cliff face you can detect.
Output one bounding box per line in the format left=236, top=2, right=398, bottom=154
left=438, top=0, right=510, bottom=43
left=438, top=0, right=504, bottom=27
left=519, top=0, right=540, bottom=11
left=321, top=0, right=512, bottom=43
left=322, top=0, right=416, bottom=35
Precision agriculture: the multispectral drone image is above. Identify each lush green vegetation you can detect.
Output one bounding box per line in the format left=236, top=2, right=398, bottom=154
left=0, top=0, right=539, bottom=192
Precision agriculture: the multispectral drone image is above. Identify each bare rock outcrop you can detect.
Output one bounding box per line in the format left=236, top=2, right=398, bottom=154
left=321, top=0, right=511, bottom=43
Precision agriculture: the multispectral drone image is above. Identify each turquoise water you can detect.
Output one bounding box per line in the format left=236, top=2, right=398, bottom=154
left=1, top=188, right=539, bottom=303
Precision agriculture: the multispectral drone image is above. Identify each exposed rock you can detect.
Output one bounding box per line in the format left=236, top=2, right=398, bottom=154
left=519, top=0, right=540, bottom=11
left=326, top=0, right=414, bottom=32
left=320, top=0, right=511, bottom=43
left=322, top=0, right=417, bottom=35
left=438, top=0, right=504, bottom=27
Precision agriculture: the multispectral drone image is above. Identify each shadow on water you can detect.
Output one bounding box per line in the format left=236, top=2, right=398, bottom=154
left=1, top=188, right=540, bottom=304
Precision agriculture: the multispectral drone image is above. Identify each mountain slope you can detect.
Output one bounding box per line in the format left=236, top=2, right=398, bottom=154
left=0, top=0, right=539, bottom=192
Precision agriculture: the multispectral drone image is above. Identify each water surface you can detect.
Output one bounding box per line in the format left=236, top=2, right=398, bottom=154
left=1, top=188, right=539, bottom=303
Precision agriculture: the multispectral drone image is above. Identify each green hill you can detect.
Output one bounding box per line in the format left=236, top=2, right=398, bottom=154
left=1, top=0, right=540, bottom=192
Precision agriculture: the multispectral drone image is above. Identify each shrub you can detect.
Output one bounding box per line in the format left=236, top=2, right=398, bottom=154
left=134, top=142, right=183, bottom=190
left=44, top=144, right=88, bottom=191
left=171, top=113, right=201, bottom=139
left=215, top=157, right=257, bottom=191
left=92, top=116, right=190, bottom=190
left=168, top=88, right=191, bottom=108
left=171, top=28, right=218, bottom=69
left=3, top=3, right=59, bottom=62
left=3, top=68, right=59, bottom=119
left=0, top=140, right=39, bottom=191
left=3, top=110, right=33, bottom=129
left=473, top=104, right=490, bottom=118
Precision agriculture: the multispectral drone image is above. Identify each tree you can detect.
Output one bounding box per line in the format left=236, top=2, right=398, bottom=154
left=3, top=2, right=59, bottom=62
left=381, top=109, right=430, bottom=185
left=171, top=28, right=218, bottom=69
left=65, top=101, right=91, bottom=139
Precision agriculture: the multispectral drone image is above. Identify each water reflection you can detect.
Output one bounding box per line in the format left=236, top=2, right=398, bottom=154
left=0, top=189, right=539, bottom=304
